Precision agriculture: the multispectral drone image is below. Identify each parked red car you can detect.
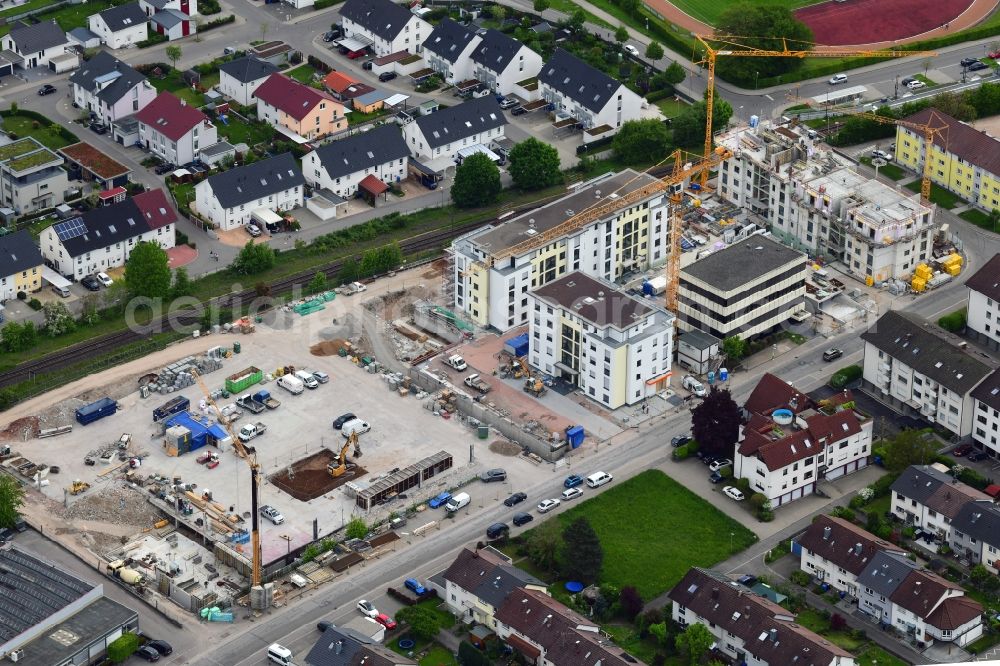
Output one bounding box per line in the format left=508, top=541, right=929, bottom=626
left=989, top=50, right=1000, bottom=59
left=952, top=443, right=974, bottom=457
left=347, top=49, right=367, bottom=59
left=375, top=613, right=397, bottom=630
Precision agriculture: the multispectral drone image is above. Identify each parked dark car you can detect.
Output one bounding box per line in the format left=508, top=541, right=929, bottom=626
left=563, top=474, right=583, bottom=488
left=80, top=275, right=101, bottom=291
left=0, top=528, right=12, bottom=544
left=737, top=574, right=758, bottom=588
left=708, top=471, right=724, bottom=484
left=671, top=435, right=691, bottom=447
left=480, top=468, right=507, bottom=483
left=512, top=512, right=533, bottom=527
left=89, top=123, right=108, bottom=135
left=332, top=413, right=356, bottom=429
left=952, top=443, right=974, bottom=457
left=504, top=492, right=527, bottom=507
left=969, top=61, right=990, bottom=71
left=967, top=450, right=989, bottom=462
left=38, top=84, right=56, bottom=96
left=378, top=71, right=397, bottom=82
left=961, top=57, right=979, bottom=67
left=362, top=60, right=374, bottom=70
left=511, top=106, right=527, bottom=116
left=146, top=640, right=173, bottom=656
left=323, top=31, right=336, bottom=42
left=135, top=645, right=160, bottom=662
left=154, top=163, right=175, bottom=175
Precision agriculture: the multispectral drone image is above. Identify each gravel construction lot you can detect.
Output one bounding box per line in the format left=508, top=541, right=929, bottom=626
left=7, top=267, right=563, bottom=567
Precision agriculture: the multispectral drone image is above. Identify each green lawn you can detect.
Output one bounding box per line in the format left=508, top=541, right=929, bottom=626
left=149, top=70, right=220, bottom=107
left=959, top=208, right=1000, bottom=232
left=0, top=0, right=114, bottom=35
left=347, top=107, right=390, bottom=126
left=903, top=179, right=962, bottom=209
left=1, top=114, right=75, bottom=150
left=856, top=645, right=907, bottom=666
left=968, top=631, right=1000, bottom=655
left=217, top=116, right=275, bottom=148
left=536, top=0, right=612, bottom=28
left=602, top=625, right=660, bottom=664
left=287, top=64, right=320, bottom=84
left=913, top=74, right=936, bottom=87
left=539, top=469, right=758, bottom=599
left=656, top=98, right=688, bottom=118
left=418, top=646, right=457, bottom=666
left=0, top=0, right=57, bottom=19
left=653, top=0, right=816, bottom=26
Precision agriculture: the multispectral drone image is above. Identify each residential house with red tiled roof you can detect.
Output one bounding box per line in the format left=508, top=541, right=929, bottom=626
left=135, top=91, right=216, bottom=165
left=887, top=568, right=984, bottom=647
left=734, top=373, right=872, bottom=507
left=668, top=568, right=855, bottom=666
left=898, top=108, right=1000, bottom=211
left=253, top=73, right=345, bottom=142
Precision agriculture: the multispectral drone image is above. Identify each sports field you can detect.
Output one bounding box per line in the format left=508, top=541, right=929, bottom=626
left=665, top=0, right=819, bottom=27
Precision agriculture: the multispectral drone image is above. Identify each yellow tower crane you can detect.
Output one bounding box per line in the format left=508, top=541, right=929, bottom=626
left=693, top=34, right=938, bottom=186
left=191, top=369, right=264, bottom=598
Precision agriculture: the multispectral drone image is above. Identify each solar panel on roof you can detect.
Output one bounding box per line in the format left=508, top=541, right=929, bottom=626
left=54, top=216, right=87, bottom=242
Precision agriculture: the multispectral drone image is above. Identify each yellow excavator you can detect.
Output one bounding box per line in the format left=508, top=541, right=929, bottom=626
left=328, top=431, right=362, bottom=478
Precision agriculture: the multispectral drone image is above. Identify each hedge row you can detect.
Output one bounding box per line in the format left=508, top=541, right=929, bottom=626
left=830, top=364, right=862, bottom=389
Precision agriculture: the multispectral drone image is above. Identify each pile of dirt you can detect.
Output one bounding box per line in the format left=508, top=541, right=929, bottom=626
left=268, top=449, right=366, bottom=501
left=310, top=339, right=351, bottom=356
left=63, top=484, right=165, bottom=527
left=489, top=440, right=522, bottom=456
left=0, top=416, right=40, bottom=441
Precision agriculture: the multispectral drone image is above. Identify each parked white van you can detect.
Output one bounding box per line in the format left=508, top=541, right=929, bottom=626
left=341, top=419, right=371, bottom=437
left=586, top=471, right=613, bottom=488
left=277, top=374, right=304, bottom=395
left=267, top=644, right=294, bottom=665
left=445, top=492, right=470, bottom=512
left=294, top=370, right=319, bottom=389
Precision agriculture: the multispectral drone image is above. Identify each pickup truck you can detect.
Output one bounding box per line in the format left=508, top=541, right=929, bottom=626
left=464, top=373, right=491, bottom=394
left=446, top=355, right=468, bottom=371
left=338, top=281, right=367, bottom=295
left=253, top=390, right=281, bottom=410
left=236, top=394, right=266, bottom=414
left=238, top=422, right=267, bottom=443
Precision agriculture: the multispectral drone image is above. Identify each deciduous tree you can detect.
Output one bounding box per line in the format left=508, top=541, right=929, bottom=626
left=722, top=335, right=746, bottom=361
left=1, top=321, right=37, bottom=353
left=691, top=388, right=741, bottom=459
left=395, top=605, right=442, bottom=640
left=715, top=3, right=813, bottom=82
left=561, top=517, right=603, bottom=583
left=125, top=241, right=171, bottom=298
left=671, top=91, right=733, bottom=146
left=619, top=586, right=643, bottom=619
left=42, top=301, right=76, bottom=337
left=232, top=241, right=276, bottom=275
left=509, top=138, right=562, bottom=191
left=883, top=429, right=937, bottom=474
left=612, top=119, right=671, bottom=163
left=645, top=41, right=664, bottom=60
left=452, top=153, right=501, bottom=208
left=171, top=267, right=193, bottom=299
left=615, top=25, right=629, bottom=44
left=345, top=517, right=368, bottom=540
left=165, top=45, right=182, bottom=69
left=0, top=475, right=25, bottom=529
left=675, top=622, right=714, bottom=666
left=307, top=271, right=328, bottom=294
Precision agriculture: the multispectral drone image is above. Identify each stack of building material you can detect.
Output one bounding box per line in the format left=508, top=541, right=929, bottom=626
left=147, top=355, right=224, bottom=394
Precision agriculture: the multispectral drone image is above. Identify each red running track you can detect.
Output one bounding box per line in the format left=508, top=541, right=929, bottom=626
left=796, top=0, right=974, bottom=46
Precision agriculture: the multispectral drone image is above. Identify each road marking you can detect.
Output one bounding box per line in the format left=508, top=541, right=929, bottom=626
left=764, top=94, right=773, bottom=101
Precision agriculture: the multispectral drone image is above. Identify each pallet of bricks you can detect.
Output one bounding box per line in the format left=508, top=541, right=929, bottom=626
left=147, top=355, right=224, bottom=394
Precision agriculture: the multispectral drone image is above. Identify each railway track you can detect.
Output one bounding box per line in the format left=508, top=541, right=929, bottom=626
left=0, top=215, right=495, bottom=391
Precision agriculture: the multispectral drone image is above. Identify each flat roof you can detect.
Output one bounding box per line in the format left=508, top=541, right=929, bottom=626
left=682, top=235, right=806, bottom=292
left=17, top=597, right=137, bottom=666
left=532, top=271, right=654, bottom=329
left=59, top=142, right=130, bottom=179
left=470, top=170, right=656, bottom=255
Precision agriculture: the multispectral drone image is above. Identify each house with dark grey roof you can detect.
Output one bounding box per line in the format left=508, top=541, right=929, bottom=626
left=422, top=19, right=480, bottom=84
left=0, top=547, right=139, bottom=663
left=439, top=547, right=546, bottom=629
left=889, top=464, right=992, bottom=541
left=149, top=7, right=195, bottom=41
left=898, top=108, right=1000, bottom=211
left=88, top=2, right=148, bottom=49
left=302, top=124, right=408, bottom=201
left=678, top=235, right=807, bottom=340
left=339, top=0, right=430, bottom=57
left=856, top=550, right=919, bottom=623
left=70, top=51, right=157, bottom=125
left=139, top=0, right=199, bottom=17
left=538, top=48, right=643, bottom=138
left=796, top=515, right=907, bottom=596
left=218, top=56, right=279, bottom=106
left=965, top=252, right=1000, bottom=351
left=66, top=27, right=101, bottom=49
left=950, top=500, right=1000, bottom=574
left=306, top=626, right=415, bottom=666
left=529, top=271, right=675, bottom=409
left=194, top=153, right=304, bottom=231
left=1, top=20, right=70, bottom=69
left=469, top=29, right=542, bottom=96
left=668, top=568, right=854, bottom=666
left=860, top=310, right=997, bottom=437
left=402, top=95, right=506, bottom=162
left=736, top=373, right=872, bottom=508
left=40, top=189, right=177, bottom=279
left=0, top=229, right=44, bottom=301
left=971, top=366, right=1000, bottom=459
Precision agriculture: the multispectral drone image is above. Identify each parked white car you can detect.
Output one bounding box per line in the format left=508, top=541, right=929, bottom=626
left=723, top=486, right=745, bottom=501
left=623, top=44, right=639, bottom=57
left=342, top=419, right=371, bottom=437
left=537, top=498, right=561, bottom=513
left=561, top=487, right=583, bottom=501
left=96, top=272, right=113, bottom=287
left=709, top=458, right=732, bottom=472
left=357, top=600, right=378, bottom=618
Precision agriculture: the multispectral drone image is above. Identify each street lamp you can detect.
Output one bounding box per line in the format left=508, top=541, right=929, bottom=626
left=754, top=71, right=759, bottom=90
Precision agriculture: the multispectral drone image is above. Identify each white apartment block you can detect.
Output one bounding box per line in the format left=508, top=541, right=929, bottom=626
left=971, top=368, right=1000, bottom=459
left=450, top=170, right=670, bottom=331
left=470, top=29, right=543, bottom=96
left=861, top=311, right=995, bottom=437
left=528, top=272, right=673, bottom=408
left=678, top=235, right=806, bottom=340
left=965, top=252, right=1000, bottom=352
left=716, top=124, right=935, bottom=283
left=736, top=374, right=872, bottom=507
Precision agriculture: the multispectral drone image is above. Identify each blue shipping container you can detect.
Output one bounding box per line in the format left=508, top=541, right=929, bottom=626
left=504, top=333, right=529, bottom=358
left=565, top=425, right=585, bottom=448
left=76, top=397, right=117, bottom=425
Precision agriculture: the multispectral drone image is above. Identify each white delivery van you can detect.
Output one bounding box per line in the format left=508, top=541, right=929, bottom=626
left=445, top=492, right=470, bottom=512
left=278, top=374, right=304, bottom=395
left=341, top=419, right=371, bottom=437
left=294, top=370, right=319, bottom=389
left=586, top=471, right=613, bottom=488
left=267, top=644, right=293, bottom=665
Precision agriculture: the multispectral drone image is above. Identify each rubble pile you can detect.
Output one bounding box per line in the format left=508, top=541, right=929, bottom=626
left=64, top=484, right=164, bottom=526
